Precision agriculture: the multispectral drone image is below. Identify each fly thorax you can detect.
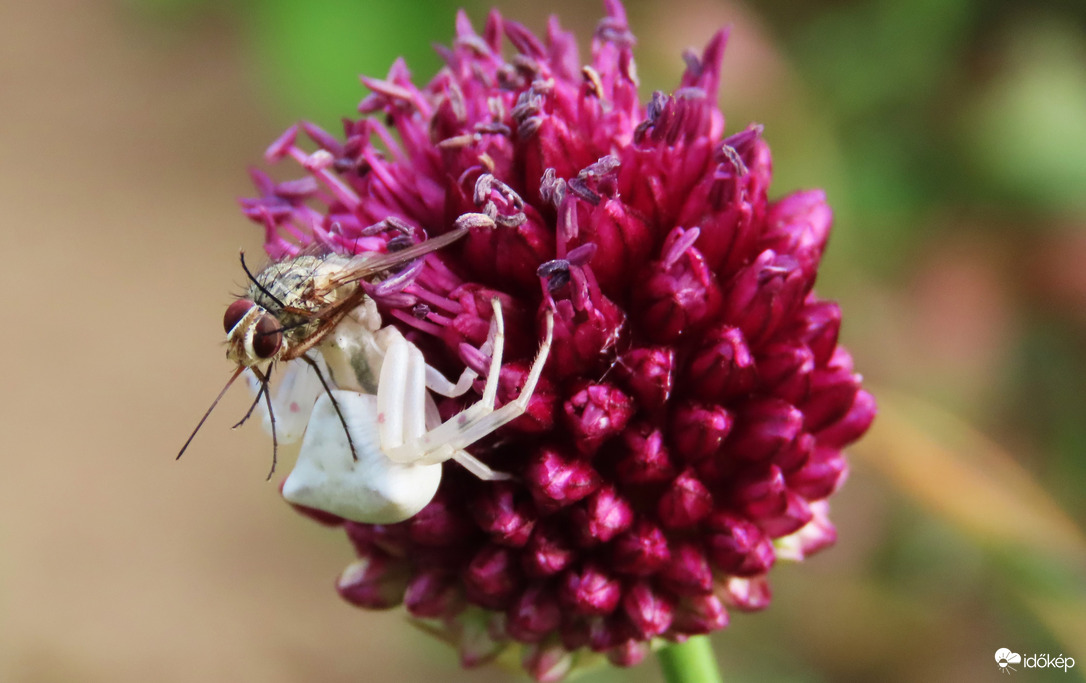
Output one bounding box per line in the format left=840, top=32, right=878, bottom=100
left=251, top=254, right=356, bottom=343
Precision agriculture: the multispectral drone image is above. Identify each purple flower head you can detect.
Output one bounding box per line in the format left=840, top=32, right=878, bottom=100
left=243, top=2, right=874, bottom=679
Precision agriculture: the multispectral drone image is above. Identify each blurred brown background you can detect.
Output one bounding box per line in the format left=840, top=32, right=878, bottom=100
left=1, top=0, right=1083, bottom=681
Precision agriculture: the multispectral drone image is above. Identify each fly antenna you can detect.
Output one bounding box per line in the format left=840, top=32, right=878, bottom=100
left=178, top=366, right=246, bottom=460
left=239, top=251, right=287, bottom=309
left=301, top=355, right=359, bottom=462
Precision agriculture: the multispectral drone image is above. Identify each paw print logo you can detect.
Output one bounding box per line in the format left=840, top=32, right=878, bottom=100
left=996, top=648, right=1022, bottom=674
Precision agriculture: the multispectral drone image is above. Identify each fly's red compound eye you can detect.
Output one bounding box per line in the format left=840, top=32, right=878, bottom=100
left=253, top=314, right=283, bottom=359
left=224, top=299, right=256, bottom=333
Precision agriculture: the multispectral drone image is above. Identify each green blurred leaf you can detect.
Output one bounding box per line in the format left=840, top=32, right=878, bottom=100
left=1013, top=323, right=1086, bottom=520
left=243, top=0, right=461, bottom=127
left=790, top=0, right=975, bottom=116
left=962, top=17, right=1086, bottom=213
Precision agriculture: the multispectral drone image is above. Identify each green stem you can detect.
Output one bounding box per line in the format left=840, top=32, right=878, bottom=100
left=657, top=636, right=723, bottom=683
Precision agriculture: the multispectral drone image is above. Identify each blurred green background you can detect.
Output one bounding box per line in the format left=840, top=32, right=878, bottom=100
left=1, top=0, right=1083, bottom=681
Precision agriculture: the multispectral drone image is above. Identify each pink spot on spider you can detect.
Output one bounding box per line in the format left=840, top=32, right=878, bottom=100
left=377, top=413, right=385, bottom=424
left=290, top=402, right=300, bottom=413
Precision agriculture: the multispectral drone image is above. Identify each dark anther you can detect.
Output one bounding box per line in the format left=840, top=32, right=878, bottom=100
left=475, top=121, right=512, bottom=136
left=493, top=211, right=527, bottom=228
left=539, top=169, right=566, bottom=207
left=387, top=235, right=414, bottom=252
left=582, top=156, right=620, bottom=178
left=537, top=259, right=572, bottom=292
left=647, top=91, right=669, bottom=122
left=412, top=303, right=432, bottom=320
left=362, top=216, right=415, bottom=237
left=718, top=144, right=748, bottom=176
left=568, top=177, right=601, bottom=205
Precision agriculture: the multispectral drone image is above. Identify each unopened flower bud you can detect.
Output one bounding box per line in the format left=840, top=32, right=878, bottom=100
left=573, top=198, right=655, bottom=293
left=507, top=585, right=562, bottom=643
left=345, top=522, right=410, bottom=558
left=336, top=553, right=410, bottom=609
left=758, top=490, right=814, bottom=539
left=672, top=594, right=730, bottom=634
left=722, top=250, right=811, bottom=345
left=685, top=325, right=757, bottom=402
left=463, top=544, right=521, bottom=610
left=632, top=227, right=723, bottom=344
left=757, top=341, right=815, bottom=405
left=622, top=580, right=673, bottom=638
left=670, top=402, right=733, bottom=463
left=614, top=346, right=675, bottom=410
left=762, top=189, right=831, bottom=277
left=562, top=382, right=634, bottom=455
left=614, top=422, right=677, bottom=484
left=727, top=398, right=804, bottom=464
left=569, top=486, right=634, bottom=545
left=471, top=482, right=536, bottom=547
left=408, top=493, right=477, bottom=547
left=587, top=615, right=633, bottom=653
left=816, top=389, right=877, bottom=449
left=524, top=447, right=601, bottom=511
left=735, top=465, right=789, bottom=519
left=404, top=569, right=463, bottom=618
left=793, top=500, right=838, bottom=558
left=546, top=266, right=627, bottom=376
left=497, top=361, right=558, bottom=433
left=786, top=299, right=842, bottom=365
left=717, top=575, right=772, bottom=612
left=801, top=348, right=862, bottom=432
left=787, top=445, right=848, bottom=500
left=657, top=469, right=713, bottom=529
left=521, top=640, right=574, bottom=683
left=606, top=639, right=650, bottom=667
left=705, top=512, right=775, bottom=576
left=522, top=522, right=576, bottom=577
left=659, top=541, right=714, bottom=596
left=560, top=563, right=622, bottom=616
left=610, top=519, right=671, bottom=575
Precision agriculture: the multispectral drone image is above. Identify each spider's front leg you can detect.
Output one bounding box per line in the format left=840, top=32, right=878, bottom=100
left=383, top=299, right=554, bottom=479
left=375, top=309, right=505, bottom=481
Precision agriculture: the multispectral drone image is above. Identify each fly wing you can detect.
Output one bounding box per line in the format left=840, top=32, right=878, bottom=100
left=323, top=226, right=469, bottom=289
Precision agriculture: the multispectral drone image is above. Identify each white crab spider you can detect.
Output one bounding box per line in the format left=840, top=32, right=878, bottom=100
left=279, top=297, right=553, bottom=524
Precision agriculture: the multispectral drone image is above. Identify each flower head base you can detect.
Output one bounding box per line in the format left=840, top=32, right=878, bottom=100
left=244, top=1, right=874, bottom=679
